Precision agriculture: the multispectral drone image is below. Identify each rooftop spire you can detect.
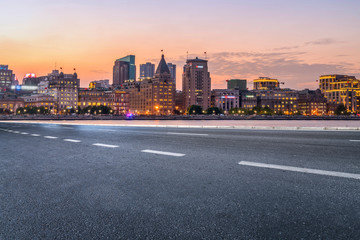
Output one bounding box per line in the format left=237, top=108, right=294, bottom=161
left=155, top=54, right=170, bottom=75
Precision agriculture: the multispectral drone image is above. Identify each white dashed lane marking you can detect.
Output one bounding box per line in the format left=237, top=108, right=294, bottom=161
left=92, top=143, right=119, bottom=148
left=167, top=132, right=209, bottom=136
left=141, top=149, right=186, bottom=157
left=31, top=134, right=40, bottom=137
left=239, top=161, right=360, bottom=180
left=44, top=136, right=58, bottom=139
left=64, top=139, right=81, bottom=143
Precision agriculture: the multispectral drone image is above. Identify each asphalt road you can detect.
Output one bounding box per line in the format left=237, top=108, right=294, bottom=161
left=0, top=122, right=359, bottom=239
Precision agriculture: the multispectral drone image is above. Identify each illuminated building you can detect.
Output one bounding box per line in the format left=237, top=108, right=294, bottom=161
left=213, top=89, right=240, bottom=112
left=298, top=89, right=327, bottom=115
left=113, top=55, right=136, bottom=86
left=167, top=63, right=176, bottom=83
left=0, top=97, right=24, bottom=113
left=89, top=80, right=110, bottom=89
left=255, top=89, right=299, bottom=114
left=319, top=74, right=360, bottom=113
left=240, top=91, right=257, bottom=109
left=22, top=95, right=57, bottom=113
left=126, top=54, right=174, bottom=115
left=48, top=71, right=80, bottom=113
left=182, top=57, right=211, bottom=110
left=109, top=90, right=129, bottom=115
left=140, top=62, right=155, bottom=79
left=227, top=79, right=247, bottom=90
left=253, top=77, right=280, bottom=90
left=0, top=65, right=14, bottom=91
left=78, top=89, right=111, bottom=108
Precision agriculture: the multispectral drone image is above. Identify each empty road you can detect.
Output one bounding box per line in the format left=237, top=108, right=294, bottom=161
left=1, top=122, right=359, bottom=239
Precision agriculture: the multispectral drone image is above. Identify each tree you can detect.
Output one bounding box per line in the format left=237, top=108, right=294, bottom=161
left=206, top=107, right=221, bottom=115
left=187, top=105, right=203, bottom=115
left=334, top=104, right=349, bottom=115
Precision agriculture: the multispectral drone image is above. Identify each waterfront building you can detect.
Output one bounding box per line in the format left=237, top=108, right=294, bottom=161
left=319, top=74, right=360, bottom=113
left=182, top=57, right=211, bottom=110
left=113, top=55, right=136, bottom=86
left=0, top=95, right=24, bottom=113
left=48, top=71, right=80, bottom=113
left=213, top=89, right=240, bottom=113
left=0, top=65, right=14, bottom=91
left=140, top=62, right=155, bottom=79
left=253, top=77, right=280, bottom=90
left=298, top=89, right=327, bottom=115
left=22, top=95, right=57, bottom=113
left=227, top=79, right=247, bottom=90
left=126, top=54, right=174, bottom=115
left=240, top=91, right=258, bottom=109
left=255, top=89, right=299, bottom=114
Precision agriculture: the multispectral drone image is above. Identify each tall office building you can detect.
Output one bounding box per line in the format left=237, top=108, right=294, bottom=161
left=113, top=55, right=136, bottom=86
left=167, top=63, right=176, bottom=83
left=182, top=57, right=211, bottom=110
left=0, top=65, right=14, bottom=91
left=140, top=62, right=155, bottom=79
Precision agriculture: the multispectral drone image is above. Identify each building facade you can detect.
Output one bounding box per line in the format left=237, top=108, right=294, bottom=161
left=140, top=62, right=155, bottom=79
left=253, top=77, right=280, bottom=90
left=167, top=63, right=176, bottom=83
left=298, top=89, right=327, bottom=115
left=182, top=57, right=211, bottom=110
left=113, top=55, right=136, bottom=86
left=126, top=54, right=174, bottom=115
left=22, top=95, right=57, bottom=113
left=48, top=71, right=80, bottom=113
left=227, top=79, right=247, bottom=90
left=213, top=89, right=240, bottom=112
left=319, top=74, right=360, bottom=113
left=0, top=65, right=14, bottom=91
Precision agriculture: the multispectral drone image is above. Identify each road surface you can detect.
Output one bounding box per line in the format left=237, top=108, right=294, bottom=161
left=1, top=122, right=359, bottom=239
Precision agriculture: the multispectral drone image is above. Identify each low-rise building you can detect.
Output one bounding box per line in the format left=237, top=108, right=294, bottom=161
left=298, top=89, right=327, bottom=115
left=213, top=89, right=240, bottom=112
left=22, top=94, right=57, bottom=113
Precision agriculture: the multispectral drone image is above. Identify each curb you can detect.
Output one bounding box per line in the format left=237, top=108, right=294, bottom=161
left=1, top=121, right=360, bottom=131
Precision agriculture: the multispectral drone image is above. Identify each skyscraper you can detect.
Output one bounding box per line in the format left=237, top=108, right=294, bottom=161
left=182, top=57, right=211, bottom=110
left=0, top=65, right=14, bottom=91
left=113, top=55, right=136, bottom=86
left=167, top=63, right=176, bottom=83
left=140, top=62, right=155, bottom=79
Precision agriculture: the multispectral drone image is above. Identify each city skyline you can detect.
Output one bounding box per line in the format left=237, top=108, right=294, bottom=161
left=1, top=0, right=360, bottom=90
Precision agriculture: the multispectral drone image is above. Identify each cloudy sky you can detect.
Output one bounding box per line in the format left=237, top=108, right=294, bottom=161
left=1, top=0, right=359, bottom=89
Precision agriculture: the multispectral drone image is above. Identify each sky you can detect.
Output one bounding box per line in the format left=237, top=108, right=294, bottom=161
left=1, top=0, right=360, bottom=90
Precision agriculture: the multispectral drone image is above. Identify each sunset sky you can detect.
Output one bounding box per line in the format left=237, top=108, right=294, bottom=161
left=1, top=0, right=359, bottom=89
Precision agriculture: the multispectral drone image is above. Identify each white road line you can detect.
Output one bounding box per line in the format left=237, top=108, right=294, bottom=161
left=167, top=132, right=209, bottom=136
left=93, top=143, right=119, bottom=148
left=350, top=140, right=360, bottom=142
left=141, top=149, right=186, bottom=157
left=44, top=136, right=58, bottom=139
left=13, top=131, right=20, bottom=133
left=238, top=161, right=360, bottom=180
left=20, top=132, right=29, bottom=135
left=64, top=139, right=81, bottom=143
left=31, top=134, right=40, bottom=137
